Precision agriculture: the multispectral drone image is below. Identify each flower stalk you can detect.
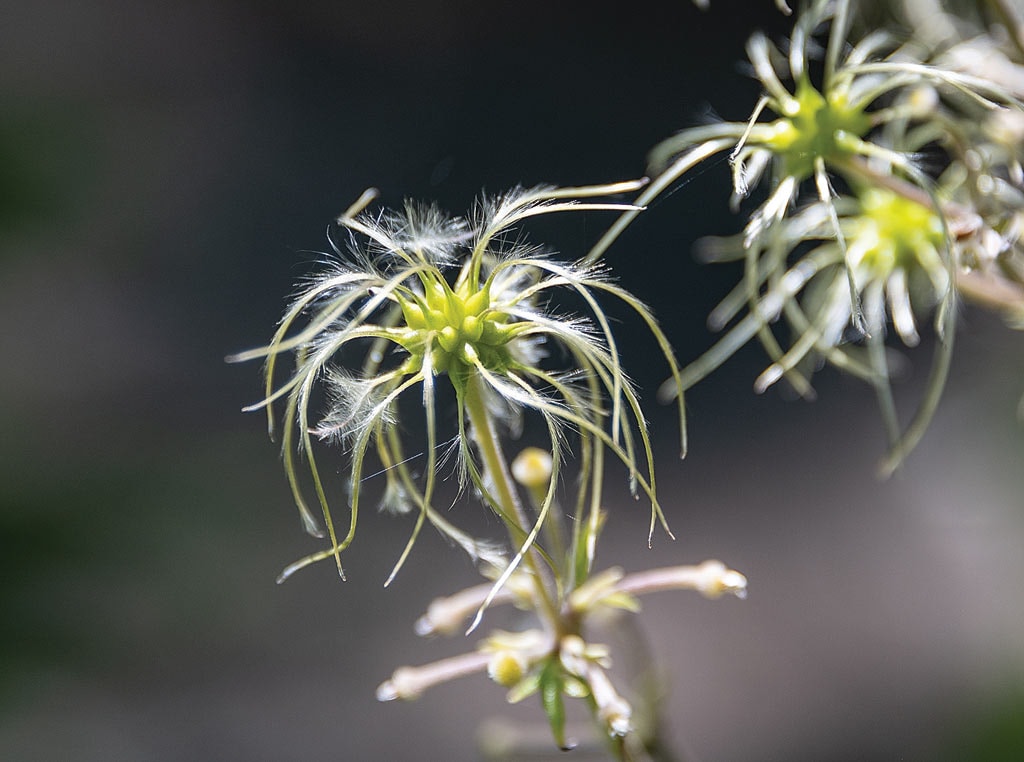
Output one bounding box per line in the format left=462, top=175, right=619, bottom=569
left=461, top=371, right=561, bottom=633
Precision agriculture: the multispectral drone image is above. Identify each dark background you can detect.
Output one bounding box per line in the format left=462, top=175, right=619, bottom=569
left=2, top=1, right=1023, bottom=760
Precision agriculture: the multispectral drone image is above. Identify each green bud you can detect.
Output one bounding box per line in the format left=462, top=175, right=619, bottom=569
left=462, top=314, right=483, bottom=342
left=438, top=325, right=460, bottom=353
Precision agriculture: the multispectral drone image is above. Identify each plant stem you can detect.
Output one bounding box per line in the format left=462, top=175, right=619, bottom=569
left=462, top=372, right=562, bottom=629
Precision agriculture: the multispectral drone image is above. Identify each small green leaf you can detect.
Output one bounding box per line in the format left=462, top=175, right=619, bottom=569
left=539, top=660, right=570, bottom=750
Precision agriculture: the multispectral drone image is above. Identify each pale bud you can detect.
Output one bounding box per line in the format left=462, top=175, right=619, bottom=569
left=692, top=559, right=748, bottom=599
left=511, top=447, right=553, bottom=488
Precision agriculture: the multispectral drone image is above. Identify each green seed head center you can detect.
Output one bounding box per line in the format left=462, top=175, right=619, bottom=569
left=767, top=79, right=870, bottom=179
left=399, top=275, right=516, bottom=374
left=851, top=189, right=944, bottom=274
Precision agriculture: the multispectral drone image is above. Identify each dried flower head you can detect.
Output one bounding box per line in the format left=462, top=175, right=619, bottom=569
left=588, top=0, right=1023, bottom=471
left=669, top=187, right=957, bottom=472
left=229, top=182, right=685, bottom=587
left=647, top=0, right=1018, bottom=230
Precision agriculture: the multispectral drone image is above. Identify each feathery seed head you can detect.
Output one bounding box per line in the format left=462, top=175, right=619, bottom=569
left=848, top=188, right=946, bottom=281
left=230, top=181, right=683, bottom=585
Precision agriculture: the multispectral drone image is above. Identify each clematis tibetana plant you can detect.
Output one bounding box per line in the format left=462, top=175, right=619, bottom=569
left=232, top=1, right=1024, bottom=757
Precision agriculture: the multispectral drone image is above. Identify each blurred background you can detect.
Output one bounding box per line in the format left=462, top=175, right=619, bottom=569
left=2, top=0, right=1023, bottom=759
